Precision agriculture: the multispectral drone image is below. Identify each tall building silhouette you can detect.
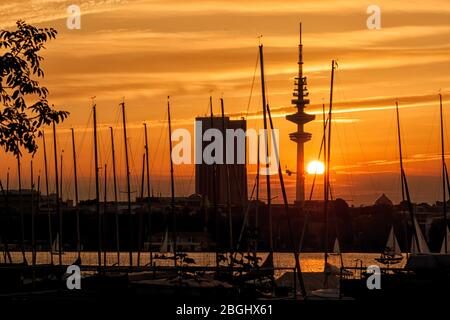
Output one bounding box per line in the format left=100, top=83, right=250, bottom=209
left=195, top=116, right=248, bottom=205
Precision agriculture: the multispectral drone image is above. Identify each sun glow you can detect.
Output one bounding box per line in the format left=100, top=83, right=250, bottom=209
left=306, top=160, right=325, bottom=175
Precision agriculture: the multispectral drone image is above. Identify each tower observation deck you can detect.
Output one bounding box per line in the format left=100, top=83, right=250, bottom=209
left=286, top=23, right=315, bottom=203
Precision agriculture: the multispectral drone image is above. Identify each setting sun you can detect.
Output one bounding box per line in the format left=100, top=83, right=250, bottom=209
left=307, top=160, right=325, bottom=175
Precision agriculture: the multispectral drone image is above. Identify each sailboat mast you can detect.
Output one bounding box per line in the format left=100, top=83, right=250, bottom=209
left=220, top=98, right=233, bottom=251
left=445, top=163, right=450, bottom=207
left=121, top=100, right=133, bottom=267
left=110, top=127, right=118, bottom=203
left=60, top=150, right=63, bottom=202
left=439, top=93, right=448, bottom=253
left=396, top=102, right=406, bottom=203
left=137, top=154, right=145, bottom=267
left=93, top=103, right=102, bottom=267
left=255, top=133, right=260, bottom=230
left=208, top=96, right=220, bottom=265
left=324, top=60, right=336, bottom=266
left=395, top=102, right=420, bottom=250
left=42, top=133, right=53, bottom=264
left=167, top=96, right=177, bottom=266
left=103, top=163, right=107, bottom=266
left=109, top=127, right=120, bottom=265
left=37, top=174, right=41, bottom=233
left=52, top=120, right=62, bottom=265
left=144, top=123, right=152, bottom=265
left=0, top=178, right=12, bottom=263
left=322, top=106, right=327, bottom=260
left=258, top=44, right=273, bottom=252
left=17, top=155, right=26, bottom=263
left=322, top=102, right=327, bottom=190
left=71, top=128, right=81, bottom=259
left=71, top=129, right=79, bottom=205
left=31, top=160, right=36, bottom=265
left=266, top=103, right=307, bottom=298
left=140, top=154, right=145, bottom=199
left=250, top=133, right=260, bottom=256
left=144, top=123, right=151, bottom=198
left=104, top=164, right=108, bottom=205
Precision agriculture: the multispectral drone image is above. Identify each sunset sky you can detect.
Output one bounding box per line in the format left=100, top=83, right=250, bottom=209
left=1, top=0, right=450, bottom=205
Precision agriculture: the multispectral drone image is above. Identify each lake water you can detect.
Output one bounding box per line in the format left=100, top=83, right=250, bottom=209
left=3, top=251, right=406, bottom=275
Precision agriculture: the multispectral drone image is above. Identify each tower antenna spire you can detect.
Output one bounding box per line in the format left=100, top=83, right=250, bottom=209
left=286, top=22, right=315, bottom=203
left=299, top=22, right=302, bottom=45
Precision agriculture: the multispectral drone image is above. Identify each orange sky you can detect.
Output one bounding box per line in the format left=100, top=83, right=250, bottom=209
left=1, top=0, right=450, bottom=205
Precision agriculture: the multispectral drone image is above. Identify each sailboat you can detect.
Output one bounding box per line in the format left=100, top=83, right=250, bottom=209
left=340, top=98, right=450, bottom=300
left=325, top=238, right=341, bottom=273
left=440, top=227, right=450, bottom=254
left=332, top=238, right=340, bottom=255
left=325, top=238, right=352, bottom=276
left=160, top=229, right=170, bottom=253
left=153, top=229, right=173, bottom=260
left=410, top=217, right=430, bottom=254
left=311, top=60, right=342, bottom=300
left=160, top=229, right=173, bottom=254
left=376, top=226, right=403, bottom=265
left=260, top=252, right=274, bottom=271
left=51, top=233, right=64, bottom=255
left=438, top=93, right=449, bottom=256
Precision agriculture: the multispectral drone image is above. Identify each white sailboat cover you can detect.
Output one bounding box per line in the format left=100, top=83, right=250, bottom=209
left=332, top=238, right=340, bottom=254
left=159, top=229, right=172, bottom=253
left=440, top=227, right=450, bottom=254
left=385, top=226, right=401, bottom=255
left=52, top=233, right=60, bottom=253
left=410, top=217, right=430, bottom=254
